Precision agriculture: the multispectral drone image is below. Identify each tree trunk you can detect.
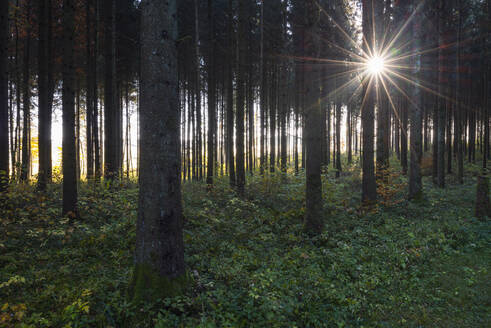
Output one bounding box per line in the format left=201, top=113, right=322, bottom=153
left=62, top=0, right=77, bottom=217
left=236, top=0, right=246, bottom=193
left=104, top=0, right=118, bottom=180
left=194, top=0, right=202, bottom=181
left=20, top=2, right=31, bottom=182
left=38, top=0, right=51, bottom=190
left=131, top=0, right=186, bottom=303
left=408, top=2, right=423, bottom=200
left=86, top=0, right=94, bottom=180
left=226, top=0, right=235, bottom=186
left=0, top=0, right=8, bottom=191
left=304, top=0, right=323, bottom=234
left=456, top=0, right=464, bottom=184
left=437, top=0, right=446, bottom=187
left=335, top=103, right=342, bottom=177
left=361, top=0, right=377, bottom=204
left=206, top=0, right=216, bottom=186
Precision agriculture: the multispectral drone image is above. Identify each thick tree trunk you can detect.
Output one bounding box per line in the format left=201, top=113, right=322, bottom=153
left=304, top=0, right=323, bottom=234
left=131, top=0, right=186, bottom=303
left=62, top=0, right=77, bottom=216
left=0, top=0, right=8, bottom=191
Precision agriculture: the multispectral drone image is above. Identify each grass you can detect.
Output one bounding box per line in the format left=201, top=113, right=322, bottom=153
left=0, top=161, right=489, bottom=327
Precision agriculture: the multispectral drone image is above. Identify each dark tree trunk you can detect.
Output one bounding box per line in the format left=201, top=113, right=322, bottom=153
left=408, top=2, right=423, bottom=200
left=236, top=0, right=246, bottom=193
left=206, top=0, right=216, bottom=186
left=447, top=104, right=452, bottom=174
left=335, top=103, right=342, bottom=177
left=270, top=66, right=276, bottom=173
left=38, top=0, right=51, bottom=190
left=456, top=0, right=464, bottom=184
left=361, top=0, right=377, bottom=204
left=437, top=0, right=446, bottom=187
left=20, top=2, right=31, bottom=182
left=226, top=0, right=235, bottom=186
left=62, top=0, right=77, bottom=217
left=86, top=0, right=95, bottom=180
left=131, top=0, right=186, bottom=302
left=0, top=0, right=8, bottom=191
left=304, top=0, right=323, bottom=234
left=347, top=104, right=352, bottom=164
left=104, top=0, right=118, bottom=180
left=260, top=0, right=266, bottom=174
left=194, top=0, right=202, bottom=180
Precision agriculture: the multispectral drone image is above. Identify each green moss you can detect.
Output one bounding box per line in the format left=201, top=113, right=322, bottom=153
left=128, top=263, right=189, bottom=303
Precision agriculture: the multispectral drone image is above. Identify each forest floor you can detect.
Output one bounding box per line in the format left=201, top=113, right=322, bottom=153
left=0, top=160, right=490, bottom=327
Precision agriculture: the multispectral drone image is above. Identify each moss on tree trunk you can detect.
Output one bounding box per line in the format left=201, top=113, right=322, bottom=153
left=129, top=264, right=188, bottom=303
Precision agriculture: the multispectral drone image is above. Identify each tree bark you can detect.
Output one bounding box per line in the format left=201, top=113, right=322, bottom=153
left=408, top=1, right=423, bottom=200
left=62, top=0, right=77, bottom=216
left=236, top=0, right=246, bottom=193
left=206, top=0, right=216, bottom=186
left=104, top=0, right=118, bottom=180
left=0, top=0, right=8, bottom=191
left=131, top=0, right=186, bottom=302
left=38, top=0, right=51, bottom=190
left=20, top=2, right=31, bottom=182
left=227, top=0, right=235, bottom=186
left=304, top=0, right=323, bottom=234
left=361, top=0, right=377, bottom=204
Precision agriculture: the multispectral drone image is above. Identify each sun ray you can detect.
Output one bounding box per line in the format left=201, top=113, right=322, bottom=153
left=380, top=0, right=427, bottom=58
left=314, top=0, right=370, bottom=58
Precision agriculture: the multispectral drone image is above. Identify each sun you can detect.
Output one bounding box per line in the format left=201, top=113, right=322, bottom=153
left=367, top=55, right=385, bottom=75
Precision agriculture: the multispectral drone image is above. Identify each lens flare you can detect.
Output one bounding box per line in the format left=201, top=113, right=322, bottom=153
left=367, top=56, right=385, bottom=75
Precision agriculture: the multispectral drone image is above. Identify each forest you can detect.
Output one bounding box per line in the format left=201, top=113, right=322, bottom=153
left=0, top=0, right=490, bottom=327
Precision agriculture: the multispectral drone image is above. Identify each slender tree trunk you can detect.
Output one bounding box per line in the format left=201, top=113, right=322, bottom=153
left=62, top=0, right=77, bottom=216
left=361, top=0, right=377, bottom=204
left=437, top=0, right=446, bottom=187
left=456, top=0, right=464, bottom=184
left=408, top=2, right=423, bottom=200
left=104, top=0, right=118, bottom=180
left=20, top=2, right=31, bottom=182
left=0, top=0, right=8, bottom=191
left=38, top=0, right=50, bottom=189
left=194, top=0, right=202, bottom=180
left=270, top=66, right=276, bottom=173
left=260, top=0, right=266, bottom=175
left=131, top=0, right=186, bottom=302
left=347, top=104, right=352, bottom=164
left=236, top=0, right=246, bottom=193
left=86, top=0, right=94, bottom=180
left=335, top=103, right=342, bottom=177
left=226, top=0, right=235, bottom=186
left=206, top=0, right=216, bottom=186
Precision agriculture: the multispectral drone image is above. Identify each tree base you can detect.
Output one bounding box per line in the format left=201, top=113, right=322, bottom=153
left=128, top=264, right=188, bottom=304
left=475, top=175, right=491, bottom=219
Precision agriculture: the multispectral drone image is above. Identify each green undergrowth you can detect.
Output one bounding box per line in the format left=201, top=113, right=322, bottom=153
left=0, top=165, right=489, bottom=327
